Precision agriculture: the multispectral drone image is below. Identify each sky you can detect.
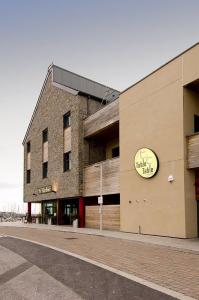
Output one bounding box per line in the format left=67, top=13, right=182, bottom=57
left=1, top=0, right=199, bottom=213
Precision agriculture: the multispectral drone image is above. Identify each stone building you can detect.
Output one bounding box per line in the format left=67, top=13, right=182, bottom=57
left=23, top=65, right=120, bottom=228
left=23, top=43, right=199, bottom=238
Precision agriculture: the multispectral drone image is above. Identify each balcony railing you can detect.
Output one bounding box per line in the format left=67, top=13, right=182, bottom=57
left=187, top=133, right=199, bottom=168
left=84, top=99, right=119, bottom=138
left=83, top=157, right=120, bottom=197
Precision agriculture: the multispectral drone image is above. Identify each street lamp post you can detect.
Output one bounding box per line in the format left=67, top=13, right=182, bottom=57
left=99, top=163, right=103, bottom=231
left=95, top=163, right=103, bottom=231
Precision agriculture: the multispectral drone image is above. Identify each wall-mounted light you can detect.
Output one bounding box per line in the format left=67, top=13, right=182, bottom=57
left=168, top=175, right=174, bottom=182
left=52, top=182, right=58, bottom=193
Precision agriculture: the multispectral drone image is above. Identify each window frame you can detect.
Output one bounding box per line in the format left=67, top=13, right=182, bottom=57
left=27, top=141, right=31, bottom=153
left=63, top=151, right=71, bottom=172
left=42, top=161, right=48, bottom=178
left=112, top=146, right=120, bottom=158
left=42, top=128, right=48, bottom=143
left=26, top=169, right=31, bottom=184
left=63, top=112, right=71, bottom=129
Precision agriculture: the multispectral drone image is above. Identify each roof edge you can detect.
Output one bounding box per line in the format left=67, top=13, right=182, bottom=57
left=121, top=42, right=199, bottom=95
left=22, top=68, right=52, bottom=145
left=22, top=64, right=120, bottom=146
left=52, top=64, right=120, bottom=93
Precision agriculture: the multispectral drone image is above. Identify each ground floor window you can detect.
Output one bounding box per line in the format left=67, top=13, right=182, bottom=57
left=63, top=203, right=78, bottom=225
left=41, top=199, right=79, bottom=226
left=42, top=201, right=57, bottom=225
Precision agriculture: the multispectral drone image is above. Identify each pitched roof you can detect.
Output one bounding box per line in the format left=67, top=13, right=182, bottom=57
left=52, top=65, right=120, bottom=101
left=22, top=65, right=119, bottom=145
left=121, top=42, right=199, bottom=94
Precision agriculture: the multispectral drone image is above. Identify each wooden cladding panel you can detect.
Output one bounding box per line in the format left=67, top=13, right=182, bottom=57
left=85, top=205, right=120, bottom=230
left=83, top=157, right=120, bottom=196
left=43, top=141, right=48, bottom=162
left=27, top=153, right=31, bottom=170
left=84, top=99, right=119, bottom=137
left=187, top=134, right=199, bottom=168
left=64, top=127, right=71, bottom=153
left=84, top=165, right=100, bottom=196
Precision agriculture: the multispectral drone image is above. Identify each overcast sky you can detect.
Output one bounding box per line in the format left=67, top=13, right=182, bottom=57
left=1, top=0, right=199, bottom=213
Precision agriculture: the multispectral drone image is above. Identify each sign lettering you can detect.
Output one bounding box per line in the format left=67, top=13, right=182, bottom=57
left=134, top=148, right=159, bottom=178
left=38, top=185, right=52, bottom=194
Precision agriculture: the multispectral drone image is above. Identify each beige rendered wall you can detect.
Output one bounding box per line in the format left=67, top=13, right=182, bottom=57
left=182, top=44, right=199, bottom=86
left=119, top=57, right=188, bottom=238
left=120, top=44, right=199, bottom=238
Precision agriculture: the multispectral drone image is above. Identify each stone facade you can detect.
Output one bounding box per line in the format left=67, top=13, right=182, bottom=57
left=23, top=70, right=102, bottom=203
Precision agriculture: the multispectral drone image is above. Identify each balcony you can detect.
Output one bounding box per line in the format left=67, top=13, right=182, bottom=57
left=84, top=99, right=119, bottom=138
left=83, top=157, right=120, bottom=197
left=187, top=133, right=199, bottom=168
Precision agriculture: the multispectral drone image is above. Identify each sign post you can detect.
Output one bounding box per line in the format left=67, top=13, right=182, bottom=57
left=98, top=195, right=103, bottom=230
left=99, top=164, right=103, bottom=231
left=95, top=163, right=103, bottom=231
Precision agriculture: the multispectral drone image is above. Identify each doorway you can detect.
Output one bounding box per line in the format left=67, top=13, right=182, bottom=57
left=64, top=202, right=78, bottom=225
left=42, top=200, right=57, bottom=225
left=58, top=199, right=79, bottom=225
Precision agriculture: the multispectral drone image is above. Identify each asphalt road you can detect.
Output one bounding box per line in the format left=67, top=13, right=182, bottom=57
left=0, top=236, right=177, bottom=300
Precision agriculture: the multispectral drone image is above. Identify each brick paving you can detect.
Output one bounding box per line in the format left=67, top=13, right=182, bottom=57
left=0, top=226, right=198, bottom=299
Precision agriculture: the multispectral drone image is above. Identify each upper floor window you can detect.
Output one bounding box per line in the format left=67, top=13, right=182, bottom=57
left=194, top=115, right=199, bottom=133
left=42, top=129, right=48, bottom=178
left=27, top=141, right=31, bottom=153
left=63, top=151, right=71, bottom=172
left=26, top=170, right=31, bottom=184
left=43, top=128, right=48, bottom=143
left=112, top=147, right=120, bottom=158
left=42, top=162, right=48, bottom=178
left=26, top=141, right=31, bottom=184
left=63, top=112, right=71, bottom=129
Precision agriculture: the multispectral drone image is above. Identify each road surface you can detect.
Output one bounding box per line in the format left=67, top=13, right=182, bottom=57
left=0, top=236, right=177, bottom=300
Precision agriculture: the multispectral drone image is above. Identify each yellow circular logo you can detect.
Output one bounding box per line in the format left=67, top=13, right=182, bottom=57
left=134, top=148, right=159, bottom=178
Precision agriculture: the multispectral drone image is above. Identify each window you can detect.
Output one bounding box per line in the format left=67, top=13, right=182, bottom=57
left=63, top=112, right=71, bottom=129
left=194, top=115, right=199, bottom=133
left=42, top=129, right=48, bottom=178
left=27, top=141, right=31, bottom=153
left=43, top=201, right=57, bottom=216
left=43, top=128, right=48, bottom=143
left=26, top=142, right=31, bottom=184
left=26, top=170, right=31, bottom=184
left=64, top=151, right=71, bottom=171
left=43, top=162, right=48, bottom=178
left=112, top=146, right=120, bottom=158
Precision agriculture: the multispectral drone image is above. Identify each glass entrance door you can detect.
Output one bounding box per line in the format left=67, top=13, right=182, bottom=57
left=42, top=201, right=57, bottom=225
left=63, top=202, right=78, bottom=225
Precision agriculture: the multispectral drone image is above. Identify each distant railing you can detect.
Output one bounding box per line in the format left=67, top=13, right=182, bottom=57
left=83, top=99, right=119, bottom=138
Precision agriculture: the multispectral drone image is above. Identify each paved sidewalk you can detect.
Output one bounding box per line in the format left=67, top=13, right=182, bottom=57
left=0, top=242, right=82, bottom=300
left=0, top=224, right=199, bottom=299
left=1, top=221, right=199, bottom=252
left=0, top=237, right=177, bottom=300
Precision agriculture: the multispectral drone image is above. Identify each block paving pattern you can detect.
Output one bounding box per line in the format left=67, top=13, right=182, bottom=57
left=0, top=226, right=198, bottom=299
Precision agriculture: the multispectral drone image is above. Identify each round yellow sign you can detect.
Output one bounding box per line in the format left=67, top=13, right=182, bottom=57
left=134, top=148, right=159, bottom=178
